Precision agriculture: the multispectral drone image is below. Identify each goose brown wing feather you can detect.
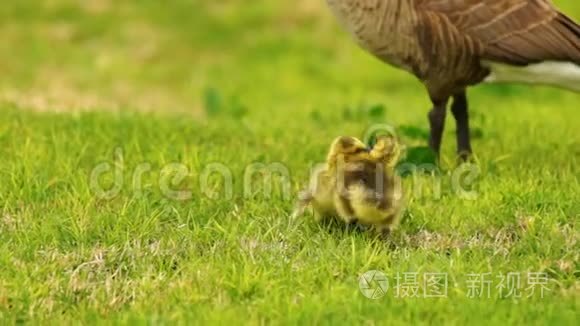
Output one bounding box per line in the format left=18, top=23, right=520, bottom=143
left=418, top=0, right=580, bottom=65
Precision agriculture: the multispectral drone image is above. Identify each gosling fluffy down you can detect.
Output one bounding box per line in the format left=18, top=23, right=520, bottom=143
left=294, top=135, right=404, bottom=235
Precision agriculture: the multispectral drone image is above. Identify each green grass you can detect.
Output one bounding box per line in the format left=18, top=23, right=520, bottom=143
left=0, top=1, right=579, bottom=324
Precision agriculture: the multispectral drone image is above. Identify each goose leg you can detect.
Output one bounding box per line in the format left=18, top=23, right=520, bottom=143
left=428, top=99, right=448, bottom=156
left=450, top=91, right=472, bottom=160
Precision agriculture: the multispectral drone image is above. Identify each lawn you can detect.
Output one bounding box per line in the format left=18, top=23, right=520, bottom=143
left=0, top=1, right=578, bottom=324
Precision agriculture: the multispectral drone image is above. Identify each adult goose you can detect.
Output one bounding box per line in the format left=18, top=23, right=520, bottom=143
left=326, top=0, right=580, bottom=159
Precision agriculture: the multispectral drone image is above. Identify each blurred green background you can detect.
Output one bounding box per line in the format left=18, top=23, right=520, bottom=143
left=1, top=0, right=576, bottom=116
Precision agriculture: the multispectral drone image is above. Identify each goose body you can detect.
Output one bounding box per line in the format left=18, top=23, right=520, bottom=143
left=326, top=0, right=580, bottom=157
